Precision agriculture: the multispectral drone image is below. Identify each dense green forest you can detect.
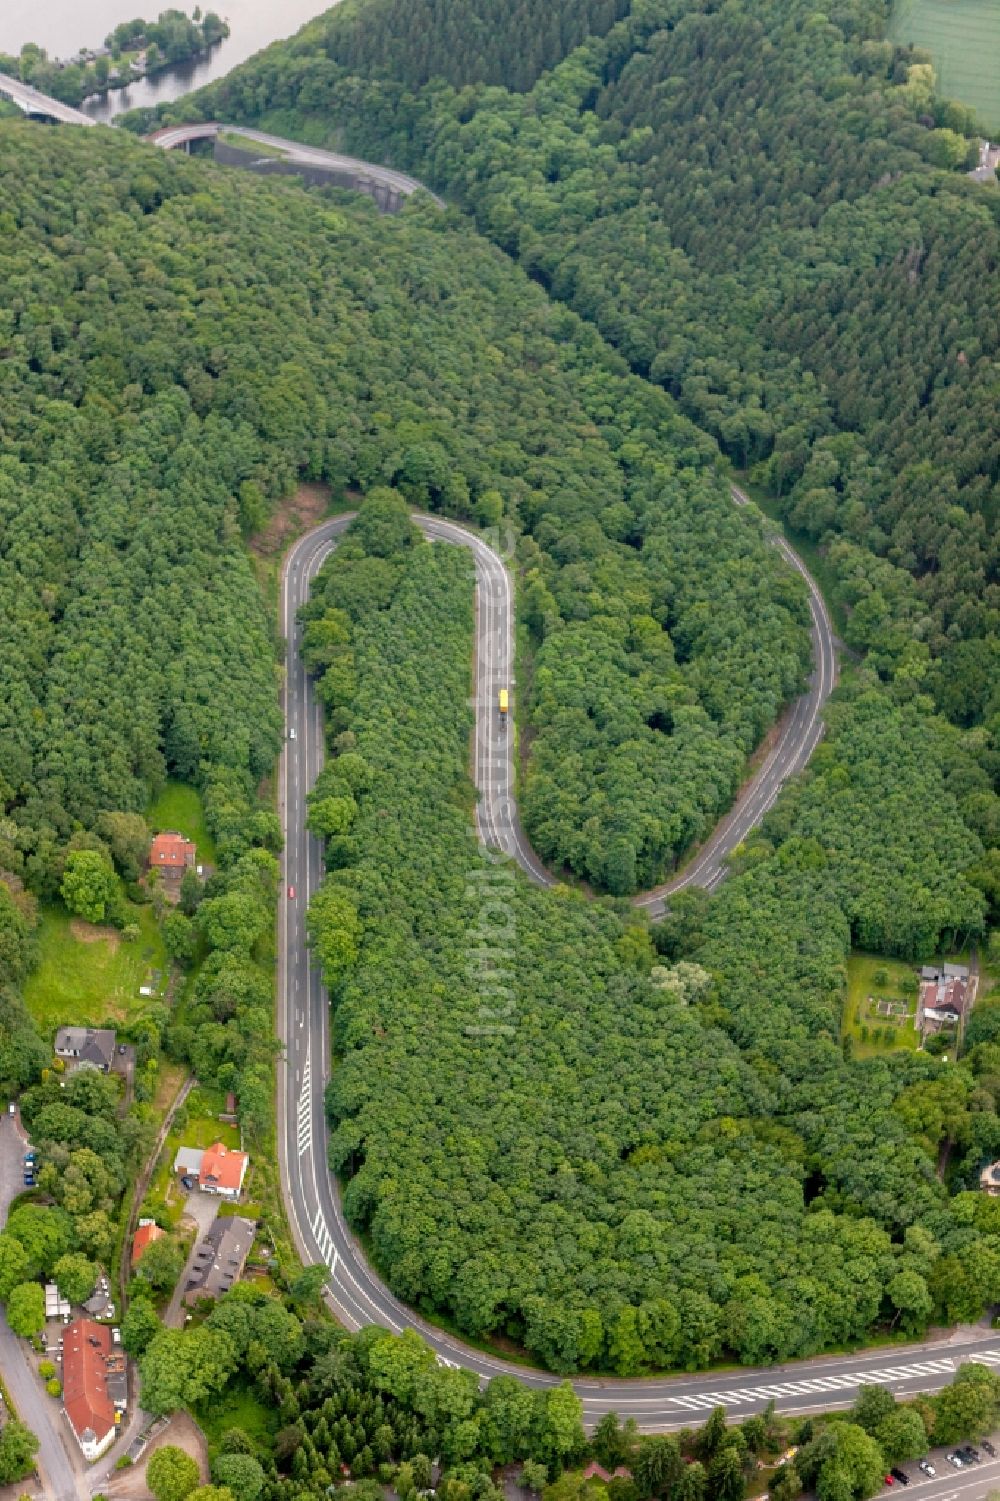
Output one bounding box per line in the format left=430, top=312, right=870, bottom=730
left=137, top=1301, right=589, bottom=1498
left=0, top=0, right=997, bottom=1401
left=166, top=0, right=998, bottom=738
left=521, top=484, right=810, bottom=891
left=0, top=120, right=812, bottom=900
left=285, top=0, right=629, bottom=92
left=301, top=502, right=993, bottom=1373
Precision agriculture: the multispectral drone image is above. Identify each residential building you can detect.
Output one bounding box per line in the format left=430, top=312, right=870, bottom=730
left=62, top=1318, right=126, bottom=1461
left=53, top=1026, right=117, bottom=1074
left=172, top=1140, right=248, bottom=1199
left=149, top=832, right=196, bottom=871
left=917, top=964, right=976, bottom=1039
left=981, top=1161, right=1000, bottom=1195
left=131, top=1219, right=165, bottom=1267
left=182, top=1215, right=257, bottom=1306
left=582, top=1463, right=634, bottom=1482
left=198, top=1141, right=248, bottom=1199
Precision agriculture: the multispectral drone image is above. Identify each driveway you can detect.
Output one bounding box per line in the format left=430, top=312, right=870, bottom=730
left=0, top=1107, right=28, bottom=1227
left=163, top=1190, right=219, bottom=1328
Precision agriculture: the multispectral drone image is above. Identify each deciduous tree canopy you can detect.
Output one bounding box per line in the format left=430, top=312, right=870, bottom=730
left=176, top=0, right=998, bottom=743
left=305, top=512, right=992, bottom=1373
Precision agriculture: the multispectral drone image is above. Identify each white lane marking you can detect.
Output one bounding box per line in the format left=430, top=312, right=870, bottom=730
left=599, top=1350, right=1000, bottom=1414
left=296, top=1046, right=312, bottom=1158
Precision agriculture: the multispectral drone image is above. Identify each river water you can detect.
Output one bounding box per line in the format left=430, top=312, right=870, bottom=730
left=0, top=0, right=333, bottom=121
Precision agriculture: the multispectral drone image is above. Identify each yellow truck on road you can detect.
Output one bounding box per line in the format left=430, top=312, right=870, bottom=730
left=498, top=688, right=509, bottom=724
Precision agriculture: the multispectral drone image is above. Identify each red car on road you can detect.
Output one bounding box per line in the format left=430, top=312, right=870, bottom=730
left=288, top=885, right=296, bottom=900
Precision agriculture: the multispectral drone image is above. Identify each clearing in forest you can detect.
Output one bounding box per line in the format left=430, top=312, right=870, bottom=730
left=843, top=951, right=920, bottom=1057
left=147, top=779, right=218, bottom=866
left=888, top=0, right=1000, bottom=133
left=23, top=902, right=167, bottom=1033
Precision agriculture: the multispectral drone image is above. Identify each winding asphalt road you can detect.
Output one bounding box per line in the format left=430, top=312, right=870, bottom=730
left=141, top=100, right=976, bottom=1440
left=4, top=85, right=989, bottom=1486
left=150, top=122, right=444, bottom=206
left=636, top=485, right=837, bottom=915
left=276, top=502, right=1000, bottom=1429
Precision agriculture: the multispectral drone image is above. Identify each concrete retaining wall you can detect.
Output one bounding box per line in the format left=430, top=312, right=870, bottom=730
left=213, top=139, right=405, bottom=213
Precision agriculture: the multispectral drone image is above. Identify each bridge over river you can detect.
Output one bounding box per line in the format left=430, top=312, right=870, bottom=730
left=0, top=71, right=96, bottom=125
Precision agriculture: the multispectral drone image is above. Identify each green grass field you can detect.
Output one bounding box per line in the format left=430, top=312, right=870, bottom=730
left=23, top=902, right=167, bottom=1036
left=843, top=951, right=921, bottom=1058
left=889, top=0, right=1000, bottom=133
left=147, top=779, right=217, bottom=866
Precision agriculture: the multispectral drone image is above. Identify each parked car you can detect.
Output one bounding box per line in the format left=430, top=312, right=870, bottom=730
left=883, top=1477, right=893, bottom=1487
left=918, top=1461, right=936, bottom=1477
left=7, top=1101, right=15, bottom=1115
left=180, top=1174, right=195, bottom=1190
left=889, top=1469, right=910, bottom=1486
left=946, top=1453, right=965, bottom=1469
left=22, top=1174, right=34, bottom=1187
left=958, top=1447, right=980, bottom=1464
left=23, top=1151, right=36, bottom=1164
left=983, top=1442, right=997, bottom=1458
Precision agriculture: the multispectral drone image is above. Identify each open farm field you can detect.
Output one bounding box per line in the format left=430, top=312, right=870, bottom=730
left=889, top=0, right=1000, bottom=131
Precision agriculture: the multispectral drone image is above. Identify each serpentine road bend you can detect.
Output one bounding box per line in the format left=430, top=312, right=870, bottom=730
left=3, top=93, right=984, bottom=1468
left=150, top=122, right=445, bottom=207
left=636, top=484, right=838, bottom=915
left=279, top=504, right=1000, bottom=1426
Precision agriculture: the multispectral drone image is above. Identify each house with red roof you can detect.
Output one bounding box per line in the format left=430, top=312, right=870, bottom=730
left=149, top=831, right=196, bottom=872
left=581, top=1463, right=633, bottom=1483
left=131, top=1219, right=165, bottom=1267
left=62, top=1318, right=127, bottom=1460
left=917, top=962, right=976, bottom=1039
left=198, top=1141, right=248, bottom=1200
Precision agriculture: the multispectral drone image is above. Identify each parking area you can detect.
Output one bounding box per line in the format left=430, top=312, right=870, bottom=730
left=40, top=1316, right=67, bottom=1370
left=875, top=1435, right=1000, bottom=1496
left=0, top=1106, right=29, bottom=1227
